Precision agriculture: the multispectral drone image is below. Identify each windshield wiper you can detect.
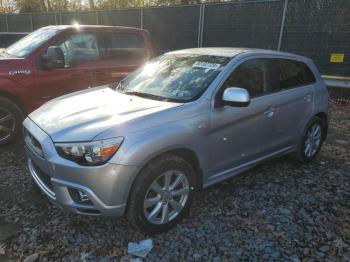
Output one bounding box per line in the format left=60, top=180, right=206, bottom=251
left=125, top=91, right=169, bottom=101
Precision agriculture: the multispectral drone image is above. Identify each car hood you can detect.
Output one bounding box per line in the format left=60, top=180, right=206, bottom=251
left=29, top=87, right=183, bottom=142
left=0, top=51, right=22, bottom=61
left=0, top=52, right=26, bottom=74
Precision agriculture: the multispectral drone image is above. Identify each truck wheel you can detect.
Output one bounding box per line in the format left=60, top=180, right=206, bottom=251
left=127, top=154, right=196, bottom=234
left=291, top=116, right=325, bottom=163
left=0, top=97, right=23, bottom=146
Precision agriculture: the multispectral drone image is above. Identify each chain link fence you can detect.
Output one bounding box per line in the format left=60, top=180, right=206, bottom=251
left=0, top=0, right=349, bottom=77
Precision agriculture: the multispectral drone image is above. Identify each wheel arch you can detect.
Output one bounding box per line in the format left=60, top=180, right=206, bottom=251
left=314, top=111, right=328, bottom=140
left=0, top=89, right=26, bottom=115
left=125, top=147, right=203, bottom=210
left=136, top=147, right=203, bottom=190
left=163, top=148, right=203, bottom=188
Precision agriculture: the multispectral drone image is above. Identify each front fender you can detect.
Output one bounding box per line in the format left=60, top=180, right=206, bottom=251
left=110, top=119, right=210, bottom=173
left=0, top=77, right=29, bottom=112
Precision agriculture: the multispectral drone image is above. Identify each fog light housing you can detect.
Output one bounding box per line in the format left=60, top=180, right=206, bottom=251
left=69, top=188, right=93, bottom=205
left=78, top=191, right=90, bottom=202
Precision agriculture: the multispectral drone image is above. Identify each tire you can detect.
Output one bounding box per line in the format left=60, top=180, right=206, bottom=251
left=0, top=97, right=24, bottom=146
left=127, top=154, right=196, bottom=234
left=291, top=116, right=325, bottom=163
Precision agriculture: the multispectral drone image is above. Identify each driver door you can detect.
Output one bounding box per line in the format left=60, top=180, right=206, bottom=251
left=31, top=33, right=99, bottom=106
left=209, top=58, right=280, bottom=176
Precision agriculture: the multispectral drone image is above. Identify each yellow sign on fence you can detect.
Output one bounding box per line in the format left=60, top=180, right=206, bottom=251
left=330, top=53, right=345, bottom=63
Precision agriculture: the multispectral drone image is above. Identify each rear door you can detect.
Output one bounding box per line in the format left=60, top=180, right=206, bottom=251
left=272, top=58, right=316, bottom=147
left=96, top=31, right=149, bottom=84
left=209, top=58, right=281, bottom=175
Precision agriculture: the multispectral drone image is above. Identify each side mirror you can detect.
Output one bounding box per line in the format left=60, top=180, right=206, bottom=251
left=221, top=87, right=250, bottom=107
left=42, top=46, right=65, bottom=69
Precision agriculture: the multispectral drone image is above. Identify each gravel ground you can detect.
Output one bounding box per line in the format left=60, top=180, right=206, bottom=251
left=0, top=102, right=349, bottom=261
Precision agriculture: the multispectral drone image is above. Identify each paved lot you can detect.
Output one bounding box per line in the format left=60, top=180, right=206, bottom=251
left=0, top=102, right=349, bottom=261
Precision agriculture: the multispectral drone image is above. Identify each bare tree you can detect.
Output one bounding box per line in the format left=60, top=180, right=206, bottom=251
left=2, top=0, right=230, bottom=13
left=88, top=0, right=95, bottom=10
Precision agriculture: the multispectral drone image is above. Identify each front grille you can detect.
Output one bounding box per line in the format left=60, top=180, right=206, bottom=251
left=23, top=128, right=44, bottom=158
left=31, top=161, right=54, bottom=192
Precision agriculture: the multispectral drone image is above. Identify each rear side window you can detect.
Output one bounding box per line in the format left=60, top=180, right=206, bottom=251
left=99, top=32, right=147, bottom=61
left=221, top=58, right=316, bottom=98
left=278, top=59, right=316, bottom=89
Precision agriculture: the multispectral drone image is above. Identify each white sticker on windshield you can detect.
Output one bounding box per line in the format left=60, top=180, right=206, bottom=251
left=192, top=61, right=221, bottom=72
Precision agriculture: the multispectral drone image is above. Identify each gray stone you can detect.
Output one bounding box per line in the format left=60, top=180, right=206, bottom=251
left=24, top=253, right=39, bottom=262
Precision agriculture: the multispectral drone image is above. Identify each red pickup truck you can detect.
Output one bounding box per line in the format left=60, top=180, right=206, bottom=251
left=0, top=25, right=154, bottom=145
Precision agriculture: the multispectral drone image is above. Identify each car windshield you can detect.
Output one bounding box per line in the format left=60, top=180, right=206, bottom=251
left=116, top=53, right=230, bottom=102
left=5, top=27, right=60, bottom=58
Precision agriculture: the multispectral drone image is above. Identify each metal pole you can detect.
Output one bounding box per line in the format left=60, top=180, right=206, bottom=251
left=200, top=4, right=205, bottom=47
left=5, top=14, right=9, bottom=32
left=54, top=12, right=58, bottom=25
left=96, top=11, right=99, bottom=25
left=140, top=8, right=143, bottom=29
left=197, top=5, right=202, bottom=47
left=197, top=4, right=205, bottom=47
left=30, top=13, right=34, bottom=31
left=277, top=0, right=288, bottom=51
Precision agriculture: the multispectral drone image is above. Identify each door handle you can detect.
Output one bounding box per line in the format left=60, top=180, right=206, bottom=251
left=264, top=106, right=275, bottom=118
left=70, top=70, right=84, bottom=77
left=304, top=94, right=312, bottom=103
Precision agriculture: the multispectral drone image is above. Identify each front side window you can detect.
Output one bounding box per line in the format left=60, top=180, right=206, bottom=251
left=222, top=59, right=267, bottom=97
left=6, top=27, right=60, bottom=58
left=58, top=33, right=99, bottom=66
left=100, top=32, right=147, bottom=60
left=116, top=54, right=230, bottom=102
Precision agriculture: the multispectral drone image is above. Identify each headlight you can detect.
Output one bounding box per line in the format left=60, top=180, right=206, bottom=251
left=55, top=137, right=124, bottom=166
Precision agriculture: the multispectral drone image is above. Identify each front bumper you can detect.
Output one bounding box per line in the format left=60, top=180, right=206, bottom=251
left=23, top=118, right=140, bottom=217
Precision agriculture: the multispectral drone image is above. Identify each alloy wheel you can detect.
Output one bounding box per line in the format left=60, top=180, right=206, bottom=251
left=304, top=123, right=322, bottom=158
left=0, top=106, right=15, bottom=142
left=144, top=170, right=190, bottom=225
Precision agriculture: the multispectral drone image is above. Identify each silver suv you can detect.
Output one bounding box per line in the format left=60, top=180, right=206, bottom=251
left=23, top=48, right=328, bottom=233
